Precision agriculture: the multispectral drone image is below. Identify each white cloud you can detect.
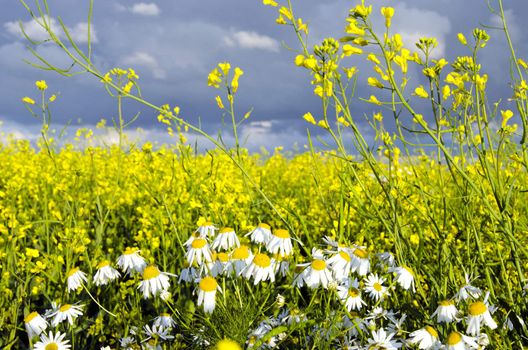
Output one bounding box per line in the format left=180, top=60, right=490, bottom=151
left=391, top=4, right=451, bottom=59
left=122, top=51, right=166, bottom=79
left=130, top=3, right=161, bottom=16
left=4, top=17, right=97, bottom=44
left=223, top=30, right=280, bottom=52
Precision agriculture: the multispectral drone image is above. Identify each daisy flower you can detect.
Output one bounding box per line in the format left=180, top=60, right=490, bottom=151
left=466, top=294, right=497, bottom=336
left=274, top=254, right=290, bottom=277
left=50, top=303, right=83, bottom=327
left=337, top=278, right=366, bottom=311
left=24, top=311, right=48, bottom=339
left=244, top=253, right=276, bottom=285
left=266, top=229, right=293, bottom=257
left=455, top=273, right=482, bottom=301
left=431, top=300, right=459, bottom=323
left=93, top=260, right=121, bottom=286
left=143, top=324, right=174, bottom=341
left=195, top=221, right=218, bottom=238
left=230, top=245, right=254, bottom=274
left=300, top=249, right=333, bottom=289
left=185, top=237, right=213, bottom=266
left=211, top=227, right=240, bottom=251
left=350, top=246, right=370, bottom=276
left=444, top=331, right=478, bottom=349
left=245, top=223, right=272, bottom=244
left=365, top=328, right=402, bottom=349
left=407, top=326, right=440, bottom=349
left=33, top=331, right=70, bottom=350
left=364, top=273, right=388, bottom=301
left=138, top=265, right=171, bottom=299
left=391, top=265, right=415, bottom=292
left=66, top=267, right=87, bottom=293
left=209, top=252, right=232, bottom=277
left=153, top=313, right=176, bottom=328
left=197, top=276, right=220, bottom=314
left=326, top=248, right=353, bottom=281
left=116, top=247, right=147, bottom=275
left=179, top=263, right=199, bottom=283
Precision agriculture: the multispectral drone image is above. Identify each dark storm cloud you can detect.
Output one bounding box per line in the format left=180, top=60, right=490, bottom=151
left=0, top=0, right=526, bottom=151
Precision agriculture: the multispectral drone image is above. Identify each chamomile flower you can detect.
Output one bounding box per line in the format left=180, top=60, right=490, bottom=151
left=231, top=245, right=254, bottom=274
left=116, top=247, right=147, bottom=275
left=138, top=265, right=171, bottom=299
left=179, top=263, right=199, bottom=283
left=50, top=303, right=84, bottom=327
left=326, top=248, right=353, bottom=281
left=245, top=223, right=272, bottom=244
left=185, top=237, right=213, bottom=266
left=455, top=274, right=482, bottom=301
left=377, top=251, right=396, bottom=267
left=266, top=229, right=293, bottom=257
left=337, top=278, right=366, bottom=311
left=391, top=265, right=415, bottom=291
left=143, top=324, right=174, bottom=341
left=195, top=221, right=218, bottom=238
left=350, top=246, right=370, bottom=276
left=66, top=267, right=87, bottom=292
left=244, top=253, right=276, bottom=284
left=366, top=328, right=402, bottom=349
left=444, top=331, right=478, bottom=349
left=209, top=252, right=233, bottom=276
left=274, top=254, right=290, bottom=277
left=431, top=300, right=459, bottom=323
left=300, top=249, right=333, bottom=289
left=24, top=311, right=48, bottom=338
left=93, top=260, right=121, bottom=286
left=197, top=276, right=220, bottom=314
left=466, top=294, right=497, bottom=336
left=211, top=227, right=240, bottom=250
left=33, top=331, right=70, bottom=350
left=364, top=273, right=388, bottom=301
left=407, top=326, right=441, bottom=349
left=153, top=313, right=176, bottom=328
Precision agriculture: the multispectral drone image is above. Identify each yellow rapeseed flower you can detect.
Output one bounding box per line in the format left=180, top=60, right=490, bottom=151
left=35, top=80, right=48, bottom=90
left=380, top=7, right=395, bottom=28
left=414, top=86, right=429, bottom=99
left=262, top=0, right=278, bottom=6
left=302, top=112, right=316, bottom=125
left=22, top=96, right=35, bottom=105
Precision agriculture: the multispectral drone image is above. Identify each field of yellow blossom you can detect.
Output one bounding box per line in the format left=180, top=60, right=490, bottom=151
left=2, top=0, right=528, bottom=349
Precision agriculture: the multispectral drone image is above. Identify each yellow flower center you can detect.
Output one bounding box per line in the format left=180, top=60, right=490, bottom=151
left=273, top=229, right=290, bottom=239
left=67, top=267, right=79, bottom=277
left=258, top=223, right=270, bottom=230
left=204, top=221, right=213, bottom=226
left=199, top=276, right=218, bottom=292
left=232, top=246, right=250, bottom=260
left=220, top=227, right=233, bottom=234
left=97, top=260, right=110, bottom=269
left=216, top=338, right=242, bottom=350
left=446, top=332, right=462, bottom=345
left=217, top=252, right=229, bottom=262
left=124, top=247, right=139, bottom=255
left=468, top=301, right=487, bottom=316
left=191, top=238, right=207, bottom=249
left=59, top=304, right=72, bottom=312
left=353, top=248, right=368, bottom=259
left=439, top=300, right=454, bottom=307
left=24, top=311, right=38, bottom=323
left=425, top=326, right=438, bottom=338
left=160, top=312, right=170, bottom=317
left=45, top=344, right=59, bottom=350
left=253, top=253, right=271, bottom=268
left=143, top=265, right=161, bottom=280
left=311, top=259, right=326, bottom=271
left=348, top=288, right=360, bottom=298
left=339, top=251, right=351, bottom=262
left=373, top=282, right=383, bottom=291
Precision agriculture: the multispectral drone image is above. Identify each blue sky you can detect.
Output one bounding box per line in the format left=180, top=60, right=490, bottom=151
left=0, top=0, right=526, bottom=151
